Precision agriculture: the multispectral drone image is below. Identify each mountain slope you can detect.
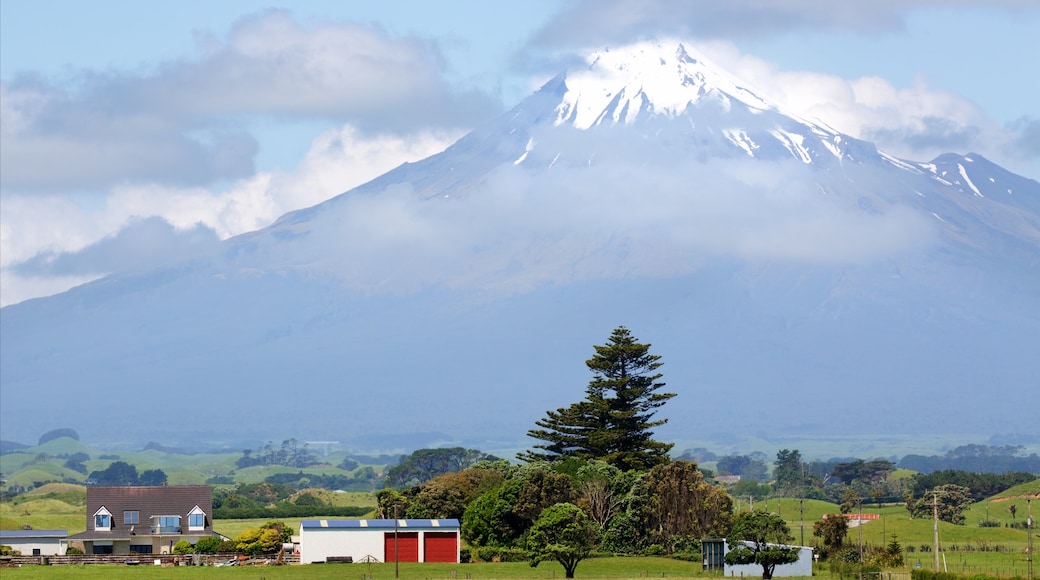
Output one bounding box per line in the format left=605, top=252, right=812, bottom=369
left=2, top=40, right=1038, bottom=451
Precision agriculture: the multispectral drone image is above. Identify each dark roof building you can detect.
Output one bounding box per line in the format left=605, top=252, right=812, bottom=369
left=68, top=485, right=215, bottom=555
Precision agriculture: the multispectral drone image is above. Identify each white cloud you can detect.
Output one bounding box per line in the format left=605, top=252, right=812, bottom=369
left=0, top=124, right=458, bottom=306
left=530, top=0, right=1038, bottom=48
left=694, top=42, right=1014, bottom=165
left=272, top=153, right=938, bottom=296
left=0, top=10, right=494, bottom=194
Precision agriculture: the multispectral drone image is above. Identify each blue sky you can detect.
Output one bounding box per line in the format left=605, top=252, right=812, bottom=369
left=2, top=0, right=1039, bottom=306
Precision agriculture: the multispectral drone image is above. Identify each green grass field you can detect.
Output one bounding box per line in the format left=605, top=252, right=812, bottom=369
left=0, top=558, right=713, bottom=579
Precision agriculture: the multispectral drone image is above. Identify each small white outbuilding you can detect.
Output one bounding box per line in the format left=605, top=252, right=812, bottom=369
left=723, top=541, right=814, bottom=578
left=0, top=529, right=67, bottom=556
left=299, top=519, right=459, bottom=565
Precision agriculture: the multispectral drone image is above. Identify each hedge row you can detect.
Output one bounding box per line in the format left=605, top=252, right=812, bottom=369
left=911, top=570, right=1030, bottom=580
left=214, top=505, right=370, bottom=519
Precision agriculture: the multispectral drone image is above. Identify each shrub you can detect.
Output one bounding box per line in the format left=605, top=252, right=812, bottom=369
left=65, top=546, right=84, bottom=555
left=194, top=536, right=222, bottom=554
left=172, top=540, right=194, bottom=554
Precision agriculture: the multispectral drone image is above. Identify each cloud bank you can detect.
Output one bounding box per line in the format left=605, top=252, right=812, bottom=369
left=0, top=10, right=494, bottom=193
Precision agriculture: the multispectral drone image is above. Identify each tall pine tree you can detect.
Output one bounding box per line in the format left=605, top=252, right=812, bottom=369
left=519, top=326, right=676, bottom=471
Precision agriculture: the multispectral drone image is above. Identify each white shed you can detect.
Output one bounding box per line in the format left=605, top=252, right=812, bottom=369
left=299, top=519, right=459, bottom=565
left=0, top=529, right=67, bottom=556
left=723, top=541, right=814, bottom=578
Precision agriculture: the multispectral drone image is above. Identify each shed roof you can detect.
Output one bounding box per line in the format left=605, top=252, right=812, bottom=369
left=0, top=529, right=67, bottom=539
left=301, top=519, right=459, bottom=530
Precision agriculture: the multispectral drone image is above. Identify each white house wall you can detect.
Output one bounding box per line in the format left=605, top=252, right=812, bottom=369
left=723, top=543, right=814, bottom=578
left=300, top=528, right=386, bottom=564
left=0, top=538, right=65, bottom=556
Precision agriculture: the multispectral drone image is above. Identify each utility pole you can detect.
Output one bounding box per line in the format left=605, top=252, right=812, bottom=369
left=394, top=504, right=400, bottom=579
left=800, top=498, right=805, bottom=547
left=858, top=497, right=864, bottom=563
left=933, top=492, right=940, bottom=572
left=1027, top=498, right=1033, bottom=580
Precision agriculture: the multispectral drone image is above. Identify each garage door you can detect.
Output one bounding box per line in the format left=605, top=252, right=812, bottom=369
left=384, top=532, right=418, bottom=562
left=423, top=532, right=457, bottom=563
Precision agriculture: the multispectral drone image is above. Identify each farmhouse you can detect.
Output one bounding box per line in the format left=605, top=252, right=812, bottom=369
left=67, top=485, right=216, bottom=555
left=299, top=519, right=460, bottom=565
left=0, top=529, right=67, bottom=556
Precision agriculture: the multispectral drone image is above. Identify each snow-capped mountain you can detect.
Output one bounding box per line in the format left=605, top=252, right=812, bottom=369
left=2, top=40, right=1038, bottom=451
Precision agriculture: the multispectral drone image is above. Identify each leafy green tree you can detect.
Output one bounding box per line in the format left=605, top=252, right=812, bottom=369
left=376, top=488, right=411, bottom=519
left=840, top=488, right=862, bottom=515
left=640, top=461, right=732, bottom=552
left=812, top=514, right=849, bottom=557
left=139, top=468, right=168, bottom=486
left=63, top=453, right=89, bottom=474
left=725, top=511, right=801, bottom=579
left=386, top=447, right=500, bottom=488
left=575, top=460, right=632, bottom=530
left=409, top=467, right=506, bottom=520
left=89, top=461, right=139, bottom=485
left=462, top=479, right=526, bottom=547
left=909, top=484, right=973, bottom=524
left=520, top=326, right=676, bottom=471
left=513, top=467, right=577, bottom=523
left=525, top=503, right=602, bottom=579
left=773, top=449, right=804, bottom=496
left=293, top=492, right=322, bottom=506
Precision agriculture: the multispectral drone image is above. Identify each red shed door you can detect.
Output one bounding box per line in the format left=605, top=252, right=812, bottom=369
left=384, top=532, right=418, bottom=562
left=423, top=532, right=457, bottom=563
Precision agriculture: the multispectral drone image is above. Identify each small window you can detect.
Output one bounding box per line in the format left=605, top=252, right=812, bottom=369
left=189, top=512, right=205, bottom=529
left=32, top=549, right=41, bottom=556
left=130, top=545, right=153, bottom=554
left=124, top=511, right=139, bottom=525
left=95, top=513, right=111, bottom=530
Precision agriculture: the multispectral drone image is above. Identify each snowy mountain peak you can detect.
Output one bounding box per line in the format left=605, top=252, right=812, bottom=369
left=555, top=39, right=779, bottom=129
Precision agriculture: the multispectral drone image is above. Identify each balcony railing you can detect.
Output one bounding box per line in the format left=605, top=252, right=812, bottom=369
left=150, top=525, right=182, bottom=534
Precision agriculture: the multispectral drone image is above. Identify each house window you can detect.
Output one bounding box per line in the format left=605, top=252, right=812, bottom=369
left=124, top=510, right=139, bottom=525
left=153, top=515, right=181, bottom=534
left=32, top=549, right=41, bottom=556
left=130, top=545, right=153, bottom=554
left=93, top=544, right=113, bottom=554
left=188, top=505, right=207, bottom=530
left=94, top=506, right=112, bottom=531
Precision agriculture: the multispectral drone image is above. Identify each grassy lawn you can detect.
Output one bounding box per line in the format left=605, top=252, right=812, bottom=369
left=0, top=557, right=714, bottom=579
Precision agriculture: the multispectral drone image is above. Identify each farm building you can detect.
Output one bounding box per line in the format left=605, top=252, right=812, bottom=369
left=700, top=539, right=814, bottom=578
left=0, top=529, right=67, bottom=556
left=299, top=519, right=459, bottom=565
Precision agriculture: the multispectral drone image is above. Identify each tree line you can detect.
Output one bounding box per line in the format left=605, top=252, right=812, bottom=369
left=376, top=326, right=1037, bottom=578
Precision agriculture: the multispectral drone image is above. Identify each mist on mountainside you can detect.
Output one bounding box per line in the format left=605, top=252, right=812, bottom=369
left=1, top=40, right=1037, bottom=452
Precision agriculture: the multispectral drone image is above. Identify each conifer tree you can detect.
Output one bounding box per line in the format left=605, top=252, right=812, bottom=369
left=519, top=326, right=676, bottom=471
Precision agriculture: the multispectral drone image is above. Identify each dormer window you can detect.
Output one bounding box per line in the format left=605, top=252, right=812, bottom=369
left=94, top=506, right=112, bottom=531
left=188, top=505, right=206, bottom=530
